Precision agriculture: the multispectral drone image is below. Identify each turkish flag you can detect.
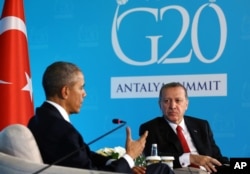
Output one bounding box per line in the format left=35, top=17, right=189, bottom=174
left=0, top=0, right=34, bottom=130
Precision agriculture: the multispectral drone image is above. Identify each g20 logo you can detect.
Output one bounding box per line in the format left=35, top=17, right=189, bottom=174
left=112, top=2, right=227, bottom=66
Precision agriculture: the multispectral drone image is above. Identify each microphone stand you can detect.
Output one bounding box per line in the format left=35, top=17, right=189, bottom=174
left=87, top=122, right=126, bottom=145
left=33, top=122, right=126, bottom=174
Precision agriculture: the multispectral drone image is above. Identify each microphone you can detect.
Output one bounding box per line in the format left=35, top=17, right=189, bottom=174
left=112, top=118, right=126, bottom=124
left=88, top=118, right=126, bottom=145
left=32, top=119, right=126, bottom=174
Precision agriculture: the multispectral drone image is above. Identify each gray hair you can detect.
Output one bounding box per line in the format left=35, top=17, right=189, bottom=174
left=159, top=82, right=188, bottom=101
left=42, top=61, right=82, bottom=98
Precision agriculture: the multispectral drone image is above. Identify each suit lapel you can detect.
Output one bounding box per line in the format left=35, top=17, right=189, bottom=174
left=184, top=117, right=204, bottom=154
left=158, top=117, right=184, bottom=153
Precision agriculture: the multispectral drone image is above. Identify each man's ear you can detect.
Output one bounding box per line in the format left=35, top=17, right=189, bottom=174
left=186, top=99, right=189, bottom=110
left=61, top=86, right=69, bottom=99
left=158, top=100, right=162, bottom=109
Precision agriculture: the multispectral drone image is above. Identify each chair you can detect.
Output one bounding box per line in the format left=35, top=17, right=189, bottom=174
left=0, top=124, right=119, bottom=174
left=0, top=124, right=43, bottom=163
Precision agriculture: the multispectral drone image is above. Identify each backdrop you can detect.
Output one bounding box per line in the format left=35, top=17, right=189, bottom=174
left=1, top=0, right=250, bottom=158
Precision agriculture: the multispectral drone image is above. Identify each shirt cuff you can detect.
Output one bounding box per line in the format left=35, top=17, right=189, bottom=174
left=122, top=154, right=135, bottom=168
left=179, top=153, right=190, bottom=167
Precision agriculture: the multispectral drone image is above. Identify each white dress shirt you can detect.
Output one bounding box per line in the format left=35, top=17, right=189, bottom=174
left=46, top=100, right=70, bottom=123
left=166, top=118, right=199, bottom=167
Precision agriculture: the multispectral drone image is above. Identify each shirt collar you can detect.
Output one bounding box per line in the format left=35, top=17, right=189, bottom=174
left=46, top=100, right=71, bottom=123
left=164, top=117, right=186, bottom=133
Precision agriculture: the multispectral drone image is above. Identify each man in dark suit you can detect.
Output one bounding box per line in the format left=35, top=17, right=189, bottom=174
left=139, top=82, right=229, bottom=174
left=28, top=61, right=148, bottom=173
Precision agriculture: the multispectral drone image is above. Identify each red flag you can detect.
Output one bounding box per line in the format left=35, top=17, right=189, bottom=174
left=0, top=0, right=34, bottom=130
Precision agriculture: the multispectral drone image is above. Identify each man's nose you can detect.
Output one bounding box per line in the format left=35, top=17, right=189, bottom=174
left=82, top=90, right=87, bottom=98
left=169, top=101, right=176, bottom=108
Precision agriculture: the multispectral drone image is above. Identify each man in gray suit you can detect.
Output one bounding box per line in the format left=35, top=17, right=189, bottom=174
left=139, top=82, right=229, bottom=173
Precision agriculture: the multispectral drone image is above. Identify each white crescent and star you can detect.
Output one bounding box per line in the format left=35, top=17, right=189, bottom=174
left=21, top=72, right=33, bottom=101
left=0, top=72, right=33, bottom=102
left=0, top=16, right=32, bottom=101
left=0, top=80, right=12, bottom=84
left=0, top=16, right=27, bottom=36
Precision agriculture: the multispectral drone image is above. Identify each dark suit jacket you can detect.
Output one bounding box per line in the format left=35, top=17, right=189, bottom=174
left=28, top=102, right=132, bottom=173
left=139, top=116, right=229, bottom=169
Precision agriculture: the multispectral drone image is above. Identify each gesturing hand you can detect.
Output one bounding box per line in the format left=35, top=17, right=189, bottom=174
left=125, top=127, right=148, bottom=159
